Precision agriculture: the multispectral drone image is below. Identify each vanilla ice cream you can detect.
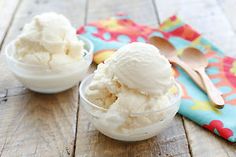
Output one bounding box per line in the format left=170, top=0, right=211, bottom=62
left=84, top=42, right=180, bottom=141
left=110, top=42, right=173, bottom=95
left=14, top=12, right=84, bottom=67
left=6, top=12, right=93, bottom=93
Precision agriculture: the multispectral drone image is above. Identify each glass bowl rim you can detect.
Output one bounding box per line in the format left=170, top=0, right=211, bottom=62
left=79, top=74, right=182, bottom=115
left=5, top=35, right=94, bottom=68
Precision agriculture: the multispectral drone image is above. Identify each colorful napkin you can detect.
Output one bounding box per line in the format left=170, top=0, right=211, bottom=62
left=77, top=15, right=236, bottom=142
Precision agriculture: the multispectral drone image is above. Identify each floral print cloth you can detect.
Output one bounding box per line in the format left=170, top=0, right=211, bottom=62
left=77, top=15, right=236, bottom=142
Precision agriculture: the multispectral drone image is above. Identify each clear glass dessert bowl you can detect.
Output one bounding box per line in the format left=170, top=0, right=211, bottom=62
left=5, top=35, right=93, bottom=93
left=79, top=74, right=182, bottom=142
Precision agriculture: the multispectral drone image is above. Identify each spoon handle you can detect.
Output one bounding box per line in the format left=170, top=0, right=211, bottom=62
left=197, top=68, right=224, bottom=108
left=171, top=57, right=206, bottom=92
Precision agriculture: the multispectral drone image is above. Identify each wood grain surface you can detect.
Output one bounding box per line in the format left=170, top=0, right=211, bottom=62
left=0, top=0, right=21, bottom=48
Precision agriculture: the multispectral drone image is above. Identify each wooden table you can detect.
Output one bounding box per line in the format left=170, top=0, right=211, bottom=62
left=0, top=0, right=236, bottom=156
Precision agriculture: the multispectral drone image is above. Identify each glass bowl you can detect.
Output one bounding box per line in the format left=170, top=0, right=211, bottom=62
left=5, top=35, right=93, bottom=93
left=79, top=74, right=182, bottom=142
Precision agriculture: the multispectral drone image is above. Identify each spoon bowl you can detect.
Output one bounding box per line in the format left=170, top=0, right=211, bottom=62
left=181, top=47, right=208, bottom=69
left=181, top=47, right=224, bottom=108
left=149, top=36, right=176, bottom=59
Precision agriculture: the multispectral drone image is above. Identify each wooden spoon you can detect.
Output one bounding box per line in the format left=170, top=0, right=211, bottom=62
left=181, top=47, right=224, bottom=109
left=148, top=36, right=206, bottom=92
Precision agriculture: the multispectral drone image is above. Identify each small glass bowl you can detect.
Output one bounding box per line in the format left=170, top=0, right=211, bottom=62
left=79, top=74, right=182, bottom=142
left=5, top=35, right=93, bottom=93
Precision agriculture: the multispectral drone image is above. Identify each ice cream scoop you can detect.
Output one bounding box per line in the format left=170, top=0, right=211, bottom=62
left=109, top=42, right=174, bottom=95
left=14, top=12, right=84, bottom=67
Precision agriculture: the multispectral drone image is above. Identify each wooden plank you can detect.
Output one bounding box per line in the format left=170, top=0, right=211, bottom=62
left=0, top=0, right=21, bottom=89
left=86, top=0, right=158, bottom=26
left=0, top=0, right=21, bottom=48
left=183, top=118, right=236, bottom=157
left=155, top=0, right=236, bottom=57
left=155, top=0, right=236, bottom=156
left=217, top=0, right=236, bottom=57
left=217, top=0, right=236, bottom=32
left=0, top=88, right=78, bottom=157
left=75, top=0, right=191, bottom=156
left=0, top=0, right=86, bottom=156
